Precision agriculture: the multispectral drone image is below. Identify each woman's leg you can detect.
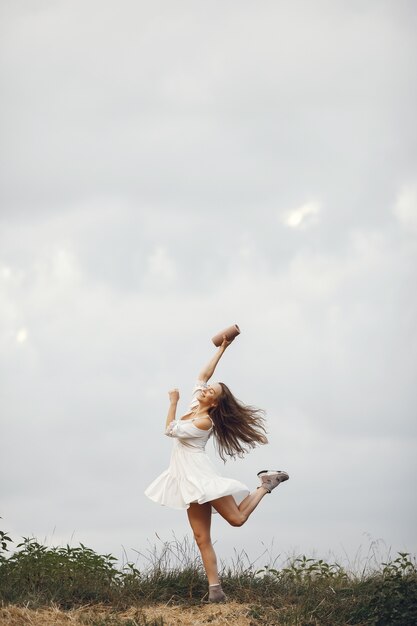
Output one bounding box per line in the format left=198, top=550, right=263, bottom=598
left=187, top=502, right=220, bottom=585
left=211, top=487, right=269, bottom=527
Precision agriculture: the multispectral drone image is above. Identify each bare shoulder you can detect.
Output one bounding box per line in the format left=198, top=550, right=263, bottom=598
left=193, top=416, right=212, bottom=431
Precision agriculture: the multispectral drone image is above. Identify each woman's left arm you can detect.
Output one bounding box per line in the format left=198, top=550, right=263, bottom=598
left=165, top=389, right=179, bottom=429
left=198, top=336, right=233, bottom=382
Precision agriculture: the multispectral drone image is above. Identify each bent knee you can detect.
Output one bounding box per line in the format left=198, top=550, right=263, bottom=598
left=228, top=513, right=246, bottom=527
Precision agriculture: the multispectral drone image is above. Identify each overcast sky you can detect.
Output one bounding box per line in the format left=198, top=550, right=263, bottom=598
left=1, top=0, right=416, bottom=571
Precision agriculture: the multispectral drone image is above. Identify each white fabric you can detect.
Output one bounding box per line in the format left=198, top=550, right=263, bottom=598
left=144, top=381, right=250, bottom=510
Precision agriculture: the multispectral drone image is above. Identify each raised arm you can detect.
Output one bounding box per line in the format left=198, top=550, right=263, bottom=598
left=165, top=388, right=179, bottom=429
left=198, top=336, right=233, bottom=382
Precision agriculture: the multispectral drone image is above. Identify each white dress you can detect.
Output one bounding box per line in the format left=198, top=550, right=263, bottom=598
left=144, top=381, right=250, bottom=510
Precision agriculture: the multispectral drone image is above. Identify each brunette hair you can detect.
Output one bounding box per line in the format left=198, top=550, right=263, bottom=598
left=208, top=383, right=268, bottom=462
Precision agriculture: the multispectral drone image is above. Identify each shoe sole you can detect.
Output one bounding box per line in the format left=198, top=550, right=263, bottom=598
left=257, top=469, right=289, bottom=480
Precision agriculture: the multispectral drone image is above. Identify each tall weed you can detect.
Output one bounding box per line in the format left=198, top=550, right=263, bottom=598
left=1, top=524, right=416, bottom=625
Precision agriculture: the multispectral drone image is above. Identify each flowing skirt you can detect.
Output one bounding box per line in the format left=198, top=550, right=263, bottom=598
left=145, top=443, right=249, bottom=510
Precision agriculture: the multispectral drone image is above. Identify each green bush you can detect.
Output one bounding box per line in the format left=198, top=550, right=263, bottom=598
left=255, top=553, right=417, bottom=625
left=1, top=523, right=417, bottom=625
left=0, top=535, right=122, bottom=607
left=370, top=553, right=417, bottom=625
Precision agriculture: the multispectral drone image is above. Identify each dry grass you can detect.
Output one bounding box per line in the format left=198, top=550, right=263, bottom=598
left=1, top=530, right=417, bottom=625
left=0, top=602, right=256, bottom=626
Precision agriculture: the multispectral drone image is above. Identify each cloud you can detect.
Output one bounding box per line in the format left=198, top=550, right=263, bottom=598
left=15, top=328, right=28, bottom=343
left=281, top=201, right=321, bottom=229
left=0, top=0, right=416, bottom=568
left=146, top=246, right=177, bottom=283
left=393, top=184, right=417, bottom=231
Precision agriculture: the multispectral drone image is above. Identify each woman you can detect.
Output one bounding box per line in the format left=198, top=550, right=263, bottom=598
left=144, top=335, right=289, bottom=603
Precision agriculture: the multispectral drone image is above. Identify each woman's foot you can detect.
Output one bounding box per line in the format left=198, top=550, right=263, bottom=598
left=257, top=469, right=289, bottom=493
left=208, top=583, right=227, bottom=603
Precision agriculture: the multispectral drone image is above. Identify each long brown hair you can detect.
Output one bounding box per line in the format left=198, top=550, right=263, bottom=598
left=208, top=383, right=268, bottom=462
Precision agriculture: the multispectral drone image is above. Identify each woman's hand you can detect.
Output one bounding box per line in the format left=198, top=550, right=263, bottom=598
left=221, top=334, right=234, bottom=349
left=168, top=388, right=180, bottom=405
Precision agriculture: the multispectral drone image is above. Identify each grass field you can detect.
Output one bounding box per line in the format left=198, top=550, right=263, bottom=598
left=1, top=525, right=416, bottom=625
